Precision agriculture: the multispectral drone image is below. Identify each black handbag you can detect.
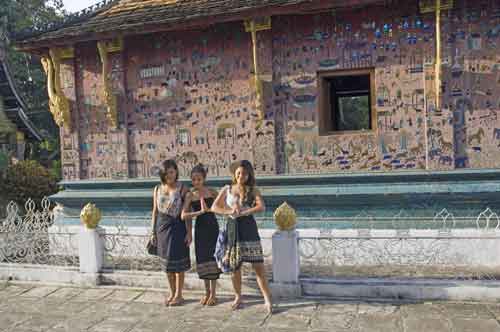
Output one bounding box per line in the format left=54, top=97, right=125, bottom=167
left=146, top=237, right=157, bottom=256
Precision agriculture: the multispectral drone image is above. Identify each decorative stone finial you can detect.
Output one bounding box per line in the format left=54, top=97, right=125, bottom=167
left=80, top=203, right=102, bottom=229
left=274, top=202, right=297, bottom=231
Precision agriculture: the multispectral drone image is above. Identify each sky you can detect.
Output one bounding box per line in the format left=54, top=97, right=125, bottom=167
left=63, top=0, right=99, bottom=13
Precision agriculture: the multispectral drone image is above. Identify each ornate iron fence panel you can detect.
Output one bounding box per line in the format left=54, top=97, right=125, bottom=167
left=100, top=212, right=274, bottom=275
left=100, top=213, right=165, bottom=272
left=298, top=208, right=500, bottom=280
left=0, top=198, right=79, bottom=266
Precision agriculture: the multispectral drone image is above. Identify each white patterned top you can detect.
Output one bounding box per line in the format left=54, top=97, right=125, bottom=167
left=156, top=184, right=184, bottom=217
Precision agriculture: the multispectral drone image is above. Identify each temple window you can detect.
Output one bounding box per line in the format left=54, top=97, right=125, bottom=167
left=317, top=69, right=376, bottom=136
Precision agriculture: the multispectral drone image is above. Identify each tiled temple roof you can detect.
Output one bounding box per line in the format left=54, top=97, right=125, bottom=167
left=13, top=0, right=383, bottom=50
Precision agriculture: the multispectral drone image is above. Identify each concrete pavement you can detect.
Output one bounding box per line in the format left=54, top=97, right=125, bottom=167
left=0, top=282, right=500, bottom=331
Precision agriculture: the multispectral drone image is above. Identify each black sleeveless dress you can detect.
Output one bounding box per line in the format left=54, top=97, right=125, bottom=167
left=192, top=197, right=221, bottom=280
left=155, top=184, right=191, bottom=273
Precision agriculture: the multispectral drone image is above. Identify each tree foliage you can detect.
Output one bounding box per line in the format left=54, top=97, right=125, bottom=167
left=0, top=160, right=58, bottom=209
left=336, top=95, right=371, bottom=131
left=1, top=0, right=66, bottom=139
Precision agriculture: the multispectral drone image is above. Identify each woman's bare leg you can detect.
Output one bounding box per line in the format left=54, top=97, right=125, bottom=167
left=253, top=263, right=273, bottom=314
left=170, top=272, right=185, bottom=305
left=230, top=269, right=242, bottom=310
left=200, top=280, right=210, bottom=305
left=166, top=272, right=176, bottom=305
left=206, top=280, right=217, bottom=306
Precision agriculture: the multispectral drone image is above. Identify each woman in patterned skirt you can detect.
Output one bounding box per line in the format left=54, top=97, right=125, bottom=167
left=212, top=160, right=273, bottom=314
left=181, top=164, right=221, bottom=306
left=150, top=159, right=191, bottom=306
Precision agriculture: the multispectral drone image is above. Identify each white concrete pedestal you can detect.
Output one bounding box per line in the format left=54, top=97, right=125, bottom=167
left=271, top=230, right=301, bottom=298
left=78, top=227, right=104, bottom=280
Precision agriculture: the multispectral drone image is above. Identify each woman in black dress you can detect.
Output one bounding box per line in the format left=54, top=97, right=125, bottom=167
left=212, top=160, right=272, bottom=314
left=181, top=164, right=221, bottom=305
left=150, top=159, right=191, bottom=306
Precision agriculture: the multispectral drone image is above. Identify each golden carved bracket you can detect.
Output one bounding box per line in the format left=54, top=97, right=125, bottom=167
left=419, top=0, right=453, bottom=13
left=41, top=48, right=72, bottom=130
left=59, top=47, right=75, bottom=59
left=97, top=38, right=123, bottom=129
left=435, top=0, right=441, bottom=107
left=244, top=17, right=271, bottom=129
left=420, top=0, right=453, bottom=107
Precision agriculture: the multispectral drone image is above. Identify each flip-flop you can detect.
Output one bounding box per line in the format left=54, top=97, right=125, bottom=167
left=231, top=299, right=242, bottom=310
left=200, top=296, right=209, bottom=305
left=169, top=298, right=185, bottom=306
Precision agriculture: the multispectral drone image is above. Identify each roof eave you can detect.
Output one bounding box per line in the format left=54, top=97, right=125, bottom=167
left=1, top=58, right=44, bottom=141
left=17, top=107, right=43, bottom=141
left=3, top=107, right=44, bottom=141
left=14, top=0, right=386, bottom=53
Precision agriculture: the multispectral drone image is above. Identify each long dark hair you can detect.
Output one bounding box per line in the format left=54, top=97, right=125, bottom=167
left=191, top=163, right=207, bottom=179
left=159, top=159, right=179, bottom=184
left=231, top=160, right=256, bottom=206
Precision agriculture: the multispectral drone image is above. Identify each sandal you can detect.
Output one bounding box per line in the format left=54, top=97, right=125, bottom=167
left=169, top=297, right=185, bottom=306
left=231, top=297, right=242, bottom=310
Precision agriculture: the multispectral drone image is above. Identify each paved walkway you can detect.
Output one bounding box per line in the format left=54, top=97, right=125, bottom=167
left=1, top=282, right=500, bottom=331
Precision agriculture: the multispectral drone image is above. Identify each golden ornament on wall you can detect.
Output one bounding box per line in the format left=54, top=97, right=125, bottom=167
left=274, top=202, right=297, bottom=231
left=80, top=203, right=102, bottom=229
left=41, top=48, right=72, bottom=130
left=97, top=38, right=122, bottom=129
left=419, top=0, right=453, bottom=13
left=244, top=17, right=271, bottom=129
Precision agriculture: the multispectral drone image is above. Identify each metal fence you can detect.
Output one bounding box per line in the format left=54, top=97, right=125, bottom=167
left=100, top=213, right=273, bottom=276
left=100, top=215, right=165, bottom=272
left=3, top=197, right=499, bottom=282
left=0, top=198, right=78, bottom=267
left=0, top=197, right=273, bottom=275
left=298, top=208, right=500, bottom=280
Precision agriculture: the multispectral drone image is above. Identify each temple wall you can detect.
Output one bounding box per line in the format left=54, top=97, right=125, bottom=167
left=74, top=43, right=129, bottom=179
left=59, top=0, right=500, bottom=180
left=58, top=56, right=80, bottom=180
left=273, top=2, right=499, bottom=173
left=124, top=24, right=276, bottom=178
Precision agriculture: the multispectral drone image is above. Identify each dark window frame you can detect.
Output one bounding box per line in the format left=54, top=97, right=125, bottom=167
left=317, top=68, right=377, bottom=136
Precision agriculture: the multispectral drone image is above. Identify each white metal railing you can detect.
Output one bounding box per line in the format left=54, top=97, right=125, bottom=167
left=0, top=198, right=78, bottom=266
left=1, top=197, right=500, bottom=282
left=298, top=208, right=500, bottom=280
